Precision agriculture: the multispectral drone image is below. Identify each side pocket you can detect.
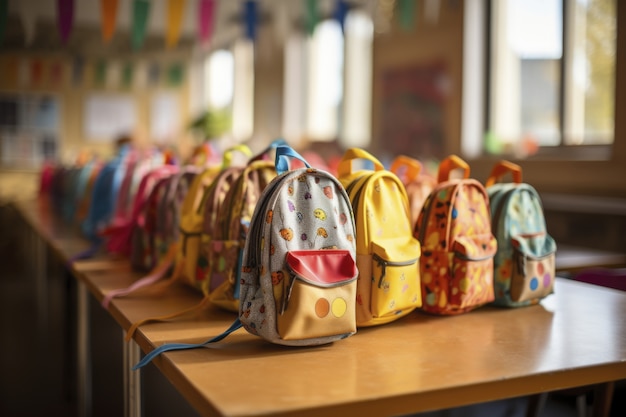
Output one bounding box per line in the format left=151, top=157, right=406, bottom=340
left=277, top=250, right=357, bottom=341
left=509, top=234, right=556, bottom=303
left=370, top=238, right=422, bottom=319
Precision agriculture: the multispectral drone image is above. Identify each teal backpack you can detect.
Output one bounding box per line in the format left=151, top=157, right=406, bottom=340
left=486, top=161, right=557, bottom=307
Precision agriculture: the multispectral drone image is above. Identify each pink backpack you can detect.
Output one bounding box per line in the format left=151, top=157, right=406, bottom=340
left=390, top=155, right=437, bottom=231
left=102, top=163, right=179, bottom=257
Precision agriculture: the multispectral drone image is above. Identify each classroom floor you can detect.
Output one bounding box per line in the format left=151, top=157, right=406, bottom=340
left=0, top=203, right=623, bottom=417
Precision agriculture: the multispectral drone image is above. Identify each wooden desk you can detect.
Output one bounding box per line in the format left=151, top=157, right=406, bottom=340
left=14, top=199, right=626, bottom=417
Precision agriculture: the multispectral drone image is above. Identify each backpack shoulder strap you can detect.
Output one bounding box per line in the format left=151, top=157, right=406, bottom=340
left=132, top=318, right=243, bottom=370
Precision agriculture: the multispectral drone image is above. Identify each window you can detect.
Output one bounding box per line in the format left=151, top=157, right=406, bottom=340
left=197, top=40, right=254, bottom=143
left=467, top=0, right=617, bottom=159
left=283, top=10, right=373, bottom=148
left=0, top=94, right=60, bottom=169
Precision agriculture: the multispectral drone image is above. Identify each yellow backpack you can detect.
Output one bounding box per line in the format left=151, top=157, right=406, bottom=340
left=337, top=148, right=422, bottom=327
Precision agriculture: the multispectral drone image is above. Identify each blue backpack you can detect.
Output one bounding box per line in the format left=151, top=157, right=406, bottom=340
left=486, top=161, right=557, bottom=307
left=75, top=146, right=132, bottom=259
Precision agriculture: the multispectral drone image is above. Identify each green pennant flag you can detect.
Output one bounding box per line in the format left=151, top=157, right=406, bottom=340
left=132, top=0, right=150, bottom=50
left=167, top=62, right=184, bottom=87
left=94, top=60, right=107, bottom=87
left=0, top=0, right=8, bottom=45
left=398, top=0, right=417, bottom=31
left=122, top=62, right=133, bottom=89
left=305, top=0, right=319, bottom=36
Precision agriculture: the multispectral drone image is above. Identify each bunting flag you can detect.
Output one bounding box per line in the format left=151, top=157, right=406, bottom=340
left=18, top=0, right=38, bottom=45
left=57, top=0, right=74, bottom=43
left=244, top=1, right=258, bottom=41
left=424, top=0, right=441, bottom=24
left=198, top=0, right=215, bottom=44
left=167, top=62, right=184, bottom=87
left=0, top=0, right=7, bottom=45
left=71, top=55, right=84, bottom=86
left=121, top=62, right=133, bottom=89
left=334, top=0, right=349, bottom=32
left=48, top=61, right=64, bottom=87
left=31, top=60, right=44, bottom=86
left=101, top=0, right=119, bottom=43
left=305, top=0, right=319, bottom=36
left=397, top=0, right=416, bottom=31
left=132, top=0, right=150, bottom=50
left=166, top=0, right=186, bottom=49
left=94, top=60, right=107, bottom=87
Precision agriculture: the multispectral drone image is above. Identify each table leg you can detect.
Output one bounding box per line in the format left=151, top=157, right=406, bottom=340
left=123, top=335, right=142, bottom=417
left=77, top=281, right=92, bottom=417
left=34, top=228, right=48, bottom=335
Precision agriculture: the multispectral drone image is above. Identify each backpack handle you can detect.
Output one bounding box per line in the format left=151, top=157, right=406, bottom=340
left=222, top=144, right=253, bottom=167
left=437, top=154, right=470, bottom=183
left=337, top=148, right=385, bottom=177
left=249, top=138, right=288, bottom=162
left=390, top=155, right=422, bottom=182
left=275, top=145, right=311, bottom=175
left=485, top=160, right=523, bottom=187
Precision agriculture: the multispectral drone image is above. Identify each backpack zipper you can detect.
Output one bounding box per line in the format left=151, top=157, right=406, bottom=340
left=373, top=253, right=419, bottom=288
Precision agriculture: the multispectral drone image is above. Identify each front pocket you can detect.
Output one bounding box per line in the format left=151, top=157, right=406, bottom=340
left=509, top=234, right=556, bottom=302
left=370, top=239, right=421, bottom=318
left=277, top=250, right=357, bottom=341
left=448, top=234, right=497, bottom=313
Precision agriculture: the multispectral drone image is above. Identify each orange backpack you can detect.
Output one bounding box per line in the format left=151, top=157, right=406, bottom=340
left=414, top=155, right=497, bottom=315
left=390, top=155, right=437, bottom=231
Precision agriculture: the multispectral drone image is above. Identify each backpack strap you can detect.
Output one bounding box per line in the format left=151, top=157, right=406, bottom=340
left=248, top=138, right=288, bottom=162
left=485, top=160, right=523, bottom=187
left=275, top=145, right=310, bottom=175
left=125, top=297, right=213, bottom=341
left=437, top=154, right=470, bottom=183
left=101, top=243, right=179, bottom=309
left=337, top=147, right=385, bottom=177
left=389, top=155, right=422, bottom=183
left=132, top=318, right=243, bottom=370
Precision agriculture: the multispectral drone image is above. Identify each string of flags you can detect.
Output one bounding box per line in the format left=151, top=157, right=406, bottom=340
left=0, top=54, right=186, bottom=90
left=0, top=0, right=451, bottom=50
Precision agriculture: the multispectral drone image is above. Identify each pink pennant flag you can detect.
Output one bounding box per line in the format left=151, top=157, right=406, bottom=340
left=57, top=0, right=74, bottom=43
left=198, top=0, right=215, bottom=44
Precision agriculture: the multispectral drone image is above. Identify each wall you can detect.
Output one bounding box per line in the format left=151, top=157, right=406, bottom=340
left=0, top=27, right=195, bottom=201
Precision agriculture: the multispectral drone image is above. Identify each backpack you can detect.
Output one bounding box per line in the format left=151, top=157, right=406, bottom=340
left=414, top=155, right=497, bottom=315
left=206, top=156, right=277, bottom=312
left=133, top=145, right=358, bottom=369
left=71, top=146, right=132, bottom=260
left=129, top=166, right=199, bottom=272
left=337, top=148, right=422, bottom=327
left=389, top=155, right=437, bottom=231
left=486, top=160, right=556, bottom=307
left=103, top=163, right=179, bottom=258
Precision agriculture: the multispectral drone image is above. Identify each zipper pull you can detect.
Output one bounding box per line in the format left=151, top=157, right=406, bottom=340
left=375, top=254, right=388, bottom=288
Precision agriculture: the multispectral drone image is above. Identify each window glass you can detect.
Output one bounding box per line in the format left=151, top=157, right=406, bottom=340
left=307, top=19, right=344, bottom=141
left=487, top=0, right=615, bottom=157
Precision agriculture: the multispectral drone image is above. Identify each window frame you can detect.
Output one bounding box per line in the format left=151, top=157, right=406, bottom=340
left=461, top=0, right=626, bottom=197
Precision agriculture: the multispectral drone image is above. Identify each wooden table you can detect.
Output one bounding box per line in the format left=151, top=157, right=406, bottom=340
left=15, top=199, right=626, bottom=417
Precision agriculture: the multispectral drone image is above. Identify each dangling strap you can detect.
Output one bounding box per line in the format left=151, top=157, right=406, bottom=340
left=125, top=297, right=212, bottom=342
left=101, top=243, right=178, bottom=309
left=132, top=318, right=243, bottom=370
left=68, top=240, right=102, bottom=266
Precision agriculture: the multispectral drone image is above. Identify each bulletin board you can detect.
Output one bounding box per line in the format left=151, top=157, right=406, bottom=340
left=83, top=93, right=137, bottom=141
